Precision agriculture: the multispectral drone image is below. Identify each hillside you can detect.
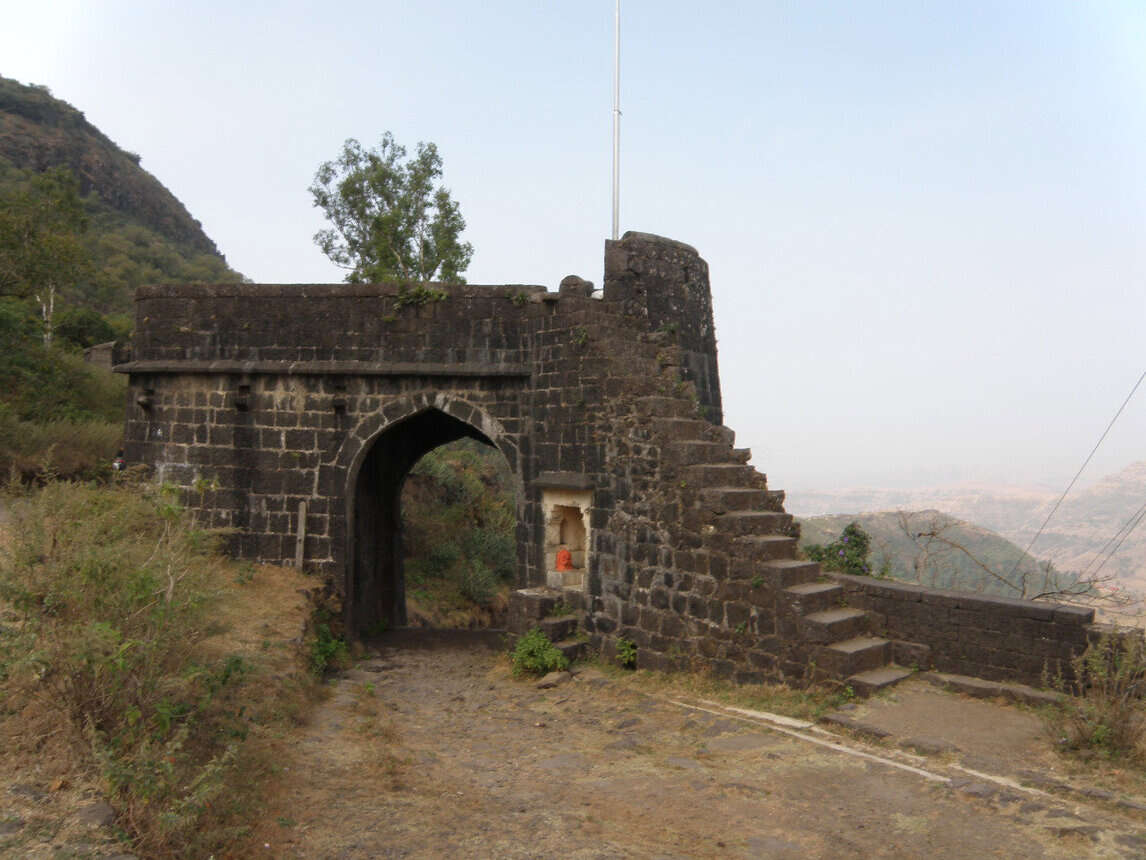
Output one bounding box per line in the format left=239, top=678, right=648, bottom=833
left=798, top=510, right=1086, bottom=600
left=0, top=74, right=242, bottom=316
left=0, top=75, right=244, bottom=478
left=790, top=462, right=1146, bottom=593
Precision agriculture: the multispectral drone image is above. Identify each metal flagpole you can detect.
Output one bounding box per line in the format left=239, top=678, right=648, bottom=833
left=612, top=0, right=621, bottom=240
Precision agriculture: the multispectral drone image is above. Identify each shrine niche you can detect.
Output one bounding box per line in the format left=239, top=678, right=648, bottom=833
left=541, top=489, right=592, bottom=590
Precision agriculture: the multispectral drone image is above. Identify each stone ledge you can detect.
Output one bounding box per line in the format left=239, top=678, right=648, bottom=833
left=114, top=359, right=532, bottom=377
left=831, top=573, right=1095, bottom=625
left=135, top=282, right=548, bottom=299
left=920, top=672, right=1063, bottom=707
left=533, top=471, right=595, bottom=490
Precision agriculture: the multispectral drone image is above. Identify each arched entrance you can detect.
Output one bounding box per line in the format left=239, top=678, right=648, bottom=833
left=346, top=404, right=519, bottom=636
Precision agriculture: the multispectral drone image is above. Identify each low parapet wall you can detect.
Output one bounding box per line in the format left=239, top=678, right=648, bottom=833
left=831, top=573, right=1095, bottom=686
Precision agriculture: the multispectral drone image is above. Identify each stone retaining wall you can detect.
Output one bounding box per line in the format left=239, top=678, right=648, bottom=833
left=830, top=573, right=1095, bottom=686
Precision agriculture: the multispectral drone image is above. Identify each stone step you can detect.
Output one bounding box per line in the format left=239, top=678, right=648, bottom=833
left=684, top=463, right=764, bottom=489
left=665, top=440, right=734, bottom=466
left=507, top=587, right=564, bottom=634
left=782, top=580, right=844, bottom=614
left=815, top=636, right=891, bottom=679
left=560, top=570, right=584, bottom=588
left=697, top=487, right=770, bottom=513
left=636, top=396, right=696, bottom=419
left=756, top=559, right=821, bottom=588
left=713, top=510, right=792, bottom=536
left=731, top=534, right=800, bottom=561
left=554, top=639, right=587, bottom=662
left=801, top=607, right=869, bottom=644
left=538, top=616, right=578, bottom=642
left=653, top=417, right=736, bottom=446
left=847, top=665, right=914, bottom=698
left=732, top=447, right=752, bottom=464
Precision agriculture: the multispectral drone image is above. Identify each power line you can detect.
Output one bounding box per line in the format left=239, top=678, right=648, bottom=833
left=1079, top=495, right=1146, bottom=578
left=1006, top=367, right=1146, bottom=584
left=1082, top=496, right=1146, bottom=581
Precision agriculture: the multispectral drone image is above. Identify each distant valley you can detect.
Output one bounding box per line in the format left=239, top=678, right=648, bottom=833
left=791, top=461, right=1146, bottom=594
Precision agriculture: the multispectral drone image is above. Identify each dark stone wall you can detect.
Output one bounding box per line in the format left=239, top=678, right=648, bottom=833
left=831, top=573, right=1095, bottom=686
left=120, top=231, right=728, bottom=637
left=121, top=229, right=1094, bottom=689
left=603, top=233, right=722, bottom=424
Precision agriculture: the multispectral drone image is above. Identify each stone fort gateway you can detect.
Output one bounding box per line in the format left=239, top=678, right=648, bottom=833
left=117, top=232, right=1098, bottom=693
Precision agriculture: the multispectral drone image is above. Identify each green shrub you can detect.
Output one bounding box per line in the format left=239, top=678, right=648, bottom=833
left=308, top=623, right=350, bottom=675
left=615, top=637, right=638, bottom=669
left=461, top=526, right=516, bottom=580
left=425, top=541, right=460, bottom=575
left=511, top=628, right=568, bottom=677
left=400, top=438, right=518, bottom=620
left=0, top=304, right=127, bottom=424
left=1047, top=629, right=1146, bottom=760
left=0, top=412, right=122, bottom=482
left=458, top=560, right=498, bottom=607
left=805, top=521, right=874, bottom=576
left=54, top=306, right=118, bottom=350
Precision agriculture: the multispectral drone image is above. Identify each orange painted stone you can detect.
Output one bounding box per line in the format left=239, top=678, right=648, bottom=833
left=555, top=547, right=573, bottom=571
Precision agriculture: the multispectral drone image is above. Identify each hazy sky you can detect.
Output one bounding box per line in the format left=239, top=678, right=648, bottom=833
left=4, top=1, right=1144, bottom=494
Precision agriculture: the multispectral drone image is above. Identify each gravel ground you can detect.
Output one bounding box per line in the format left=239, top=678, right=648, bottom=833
left=238, top=631, right=1146, bottom=859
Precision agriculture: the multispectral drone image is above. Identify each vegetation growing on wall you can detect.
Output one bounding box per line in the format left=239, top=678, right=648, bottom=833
left=804, top=521, right=881, bottom=577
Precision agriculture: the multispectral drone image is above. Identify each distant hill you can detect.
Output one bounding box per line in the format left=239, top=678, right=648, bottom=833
left=798, top=510, right=1085, bottom=600
left=790, top=461, right=1146, bottom=593
left=0, top=74, right=242, bottom=317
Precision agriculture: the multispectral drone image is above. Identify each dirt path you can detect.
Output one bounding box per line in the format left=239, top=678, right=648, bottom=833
left=244, top=632, right=1146, bottom=859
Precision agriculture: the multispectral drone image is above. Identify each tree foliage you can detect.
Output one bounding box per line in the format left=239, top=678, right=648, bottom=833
left=401, top=438, right=516, bottom=621
left=0, top=167, right=91, bottom=344
left=310, top=133, right=473, bottom=283
left=0, top=167, right=86, bottom=296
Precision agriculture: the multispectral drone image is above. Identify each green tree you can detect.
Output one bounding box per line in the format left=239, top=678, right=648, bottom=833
left=309, top=133, right=473, bottom=283
left=0, top=168, right=90, bottom=345
left=54, top=306, right=118, bottom=350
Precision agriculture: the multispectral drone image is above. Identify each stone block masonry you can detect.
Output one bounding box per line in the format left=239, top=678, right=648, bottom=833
left=830, top=574, right=1095, bottom=687
left=120, top=231, right=1098, bottom=690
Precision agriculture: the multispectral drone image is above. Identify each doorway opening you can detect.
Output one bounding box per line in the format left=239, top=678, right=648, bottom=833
left=401, top=438, right=516, bottom=628
left=349, top=407, right=517, bottom=636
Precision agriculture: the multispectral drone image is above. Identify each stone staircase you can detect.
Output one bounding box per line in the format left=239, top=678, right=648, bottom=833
left=506, top=587, right=589, bottom=663
left=652, top=401, right=916, bottom=697
left=507, top=359, right=920, bottom=695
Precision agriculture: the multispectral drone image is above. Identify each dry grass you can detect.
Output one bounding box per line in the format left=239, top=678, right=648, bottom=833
left=0, top=481, right=320, bottom=858
left=405, top=582, right=510, bottom=629
left=1046, top=628, right=1146, bottom=763
left=578, top=658, right=854, bottom=722
left=0, top=417, right=122, bottom=483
